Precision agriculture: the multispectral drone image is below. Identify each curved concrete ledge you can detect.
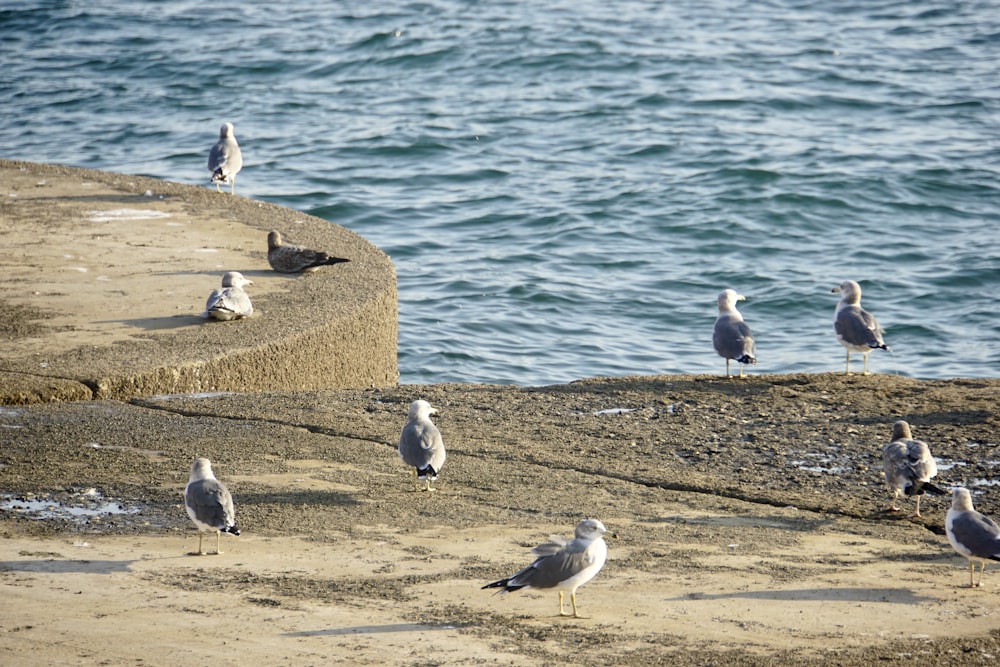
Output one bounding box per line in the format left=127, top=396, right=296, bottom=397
left=0, top=159, right=397, bottom=404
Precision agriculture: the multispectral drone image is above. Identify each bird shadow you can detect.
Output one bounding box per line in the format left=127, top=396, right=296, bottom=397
left=673, top=587, right=936, bottom=604
left=238, top=490, right=362, bottom=508
left=95, top=315, right=206, bottom=331
left=0, top=558, right=135, bottom=574
left=283, top=623, right=453, bottom=638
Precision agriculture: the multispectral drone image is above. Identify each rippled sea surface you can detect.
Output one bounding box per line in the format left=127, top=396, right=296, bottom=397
left=3, top=1, right=998, bottom=384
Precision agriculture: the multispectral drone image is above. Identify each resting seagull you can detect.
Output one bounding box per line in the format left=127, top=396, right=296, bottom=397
left=831, top=280, right=888, bottom=375
left=712, top=288, right=756, bottom=378
left=946, top=487, right=1000, bottom=588
left=398, top=400, right=446, bottom=492
left=203, top=271, right=254, bottom=321
left=184, top=458, right=241, bottom=556
left=483, top=519, right=608, bottom=619
left=267, top=230, right=350, bottom=274
left=208, top=122, right=243, bottom=195
left=882, top=420, right=945, bottom=517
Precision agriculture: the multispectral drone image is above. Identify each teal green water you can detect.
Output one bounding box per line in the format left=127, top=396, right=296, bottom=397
left=2, top=1, right=998, bottom=384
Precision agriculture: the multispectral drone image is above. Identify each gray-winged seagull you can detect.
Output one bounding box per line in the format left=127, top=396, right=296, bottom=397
left=482, top=518, right=608, bottom=618
left=208, top=122, right=243, bottom=194
left=398, top=400, right=446, bottom=492
left=713, top=288, right=756, bottom=378
left=832, top=280, right=888, bottom=375
left=882, top=420, right=945, bottom=517
left=267, top=230, right=350, bottom=274
left=203, top=271, right=254, bottom=320
left=946, top=487, right=1000, bottom=587
left=184, top=458, right=241, bottom=555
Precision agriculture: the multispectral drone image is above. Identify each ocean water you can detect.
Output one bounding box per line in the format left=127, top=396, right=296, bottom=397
left=2, top=0, right=998, bottom=385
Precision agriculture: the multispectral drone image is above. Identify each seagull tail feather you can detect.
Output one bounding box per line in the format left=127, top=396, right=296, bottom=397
left=482, top=577, right=522, bottom=593
left=223, top=525, right=241, bottom=536
left=737, top=354, right=756, bottom=366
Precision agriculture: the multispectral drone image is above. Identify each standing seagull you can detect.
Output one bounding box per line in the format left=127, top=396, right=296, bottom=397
left=831, top=280, right=888, bottom=375
left=267, top=230, right=350, bottom=274
left=882, top=420, right=945, bottom=517
left=184, top=458, right=241, bottom=556
left=208, top=122, right=243, bottom=195
left=712, top=288, right=756, bottom=378
left=946, top=488, right=1000, bottom=588
left=203, top=271, right=254, bottom=320
left=482, top=519, right=608, bottom=619
left=398, top=400, right=446, bottom=492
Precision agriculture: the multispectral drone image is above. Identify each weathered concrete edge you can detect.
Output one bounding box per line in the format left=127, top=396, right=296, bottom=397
left=0, top=159, right=398, bottom=404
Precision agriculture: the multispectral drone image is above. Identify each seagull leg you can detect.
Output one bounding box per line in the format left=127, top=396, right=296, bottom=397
left=558, top=591, right=567, bottom=616
left=844, top=350, right=851, bottom=375
left=725, top=359, right=731, bottom=378
left=738, top=363, right=744, bottom=379
left=196, top=531, right=205, bottom=556
left=230, top=176, right=236, bottom=196
left=216, top=530, right=223, bottom=555
left=862, top=351, right=870, bottom=376
left=410, top=468, right=420, bottom=492
left=977, top=561, right=987, bottom=587
left=214, top=182, right=221, bottom=193
left=570, top=592, right=587, bottom=619
left=908, top=495, right=922, bottom=518
left=887, top=490, right=900, bottom=512
left=424, top=477, right=437, bottom=493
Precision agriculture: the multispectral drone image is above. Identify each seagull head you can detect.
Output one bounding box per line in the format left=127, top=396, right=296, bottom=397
left=717, top=289, right=746, bottom=312
left=220, top=271, right=253, bottom=289
left=832, top=280, right=862, bottom=304
left=575, top=518, right=608, bottom=541
left=408, top=399, right=438, bottom=420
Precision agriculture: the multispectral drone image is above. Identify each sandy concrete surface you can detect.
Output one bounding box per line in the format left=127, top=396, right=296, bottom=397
left=0, top=159, right=397, bottom=403
left=2, top=374, right=1000, bottom=665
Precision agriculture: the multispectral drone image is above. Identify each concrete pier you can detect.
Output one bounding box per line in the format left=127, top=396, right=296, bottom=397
left=0, top=159, right=397, bottom=404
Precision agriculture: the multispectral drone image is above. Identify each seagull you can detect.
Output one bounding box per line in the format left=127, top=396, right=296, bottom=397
left=267, top=230, right=350, bottom=274
left=946, top=487, right=1000, bottom=588
left=398, top=400, right=446, bottom=492
left=482, top=519, right=608, bottom=619
left=882, top=420, right=945, bottom=517
left=831, top=280, right=888, bottom=375
left=208, top=122, right=243, bottom=195
left=184, top=458, right=241, bottom=556
left=203, top=271, right=254, bottom=321
left=712, top=288, right=756, bottom=378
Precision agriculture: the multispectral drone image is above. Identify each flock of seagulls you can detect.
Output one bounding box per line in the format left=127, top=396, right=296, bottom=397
left=191, top=122, right=992, bottom=613
left=200, top=228, right=350, bottom=321
left=182, top=398, right=607, bottom=615
left=712, top=279, right=889, bottom=378
left=874, top=420, right=1000, bottom=587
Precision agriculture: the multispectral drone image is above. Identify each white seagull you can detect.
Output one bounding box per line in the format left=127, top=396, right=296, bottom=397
left=398, top=400, right=446, bottom=492
left=482, top=519, right=608, bottom=618
left=203, top=271, right=254, bottom=321
left=184, top=458, right=241, bottom=555
left=946, top=488, right=1000, bottom=588
left=831, top=280, right=888, bottom=375
left=208, top=122, right=243, bottom=195
left=882, top=420, right=945, bottom=517
left=712, top=288, right=756, bottom=378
